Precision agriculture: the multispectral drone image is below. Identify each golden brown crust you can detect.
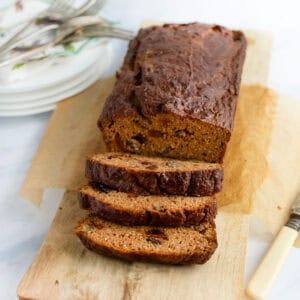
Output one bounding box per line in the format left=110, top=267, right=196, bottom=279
left=85, top=152, right=224, bottom=196
left=98, top=23, right=246, bottom=162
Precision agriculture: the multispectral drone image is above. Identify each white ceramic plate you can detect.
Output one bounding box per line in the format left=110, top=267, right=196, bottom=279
left=0, top=61, right=93, bottom=103
left=0, top=43, right=111, bottom=103
left=0, top=40, right=109, bottom=94
left=0, top=103, right=55, bottom=117
left=0, top=69, right=100, bottom=116
left=0, top=46, right=111, bottom=117
left=0, top=60, right=104, bottom=112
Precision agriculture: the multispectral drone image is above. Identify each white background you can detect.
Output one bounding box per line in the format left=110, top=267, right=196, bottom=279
left=0, top=0, right=300, bottom=299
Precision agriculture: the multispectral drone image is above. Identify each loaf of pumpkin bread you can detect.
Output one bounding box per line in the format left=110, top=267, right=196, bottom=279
left=99, top=23, right=246, bottom=163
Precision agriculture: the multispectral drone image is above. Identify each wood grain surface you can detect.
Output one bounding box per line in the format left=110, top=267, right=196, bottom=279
left=18, top=191, right=249, bottom=300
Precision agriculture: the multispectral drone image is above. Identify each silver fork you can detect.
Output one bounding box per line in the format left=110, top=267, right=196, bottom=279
left=0, top=0, right=96, bottom=55
left=62, top=25, right=135, bottom=44
left=0, top=16, right=134, bottom=68
left=83, top=0, right=106, bottom=16
left=0, top=26, right=133, bottom=67
left=14, top=15, right=115, bottom=52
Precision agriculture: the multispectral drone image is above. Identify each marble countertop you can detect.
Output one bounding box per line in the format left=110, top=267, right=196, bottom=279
left=1, top=0, right=300, bottom=299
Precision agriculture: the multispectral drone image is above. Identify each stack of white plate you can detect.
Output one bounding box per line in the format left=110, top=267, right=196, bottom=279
left=0, top=41, right=112, bottom=117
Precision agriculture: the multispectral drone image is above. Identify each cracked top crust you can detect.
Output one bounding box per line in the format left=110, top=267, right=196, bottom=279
left=99, top=23, right=246, bottom=131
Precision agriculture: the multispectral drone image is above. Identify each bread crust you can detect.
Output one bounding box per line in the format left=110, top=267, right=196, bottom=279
left=98, top=23, right=246, bottom=162
left=78, top=184, right=217, bottom=227
left=85, top=154, right=224, bottom=196
left=100, top=23, right=246, bottom=131
left=75, top=217, right=218, bottom=265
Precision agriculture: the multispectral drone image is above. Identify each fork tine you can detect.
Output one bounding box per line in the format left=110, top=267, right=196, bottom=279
left=56, top=0, right=73, bottom=12
left=47, top=0, right=75, bottom=16
left=47, top=0, right=64, bottom=13
left=54, top=0, right=72, bottom=12
left=48, top=0, right=62, bottom=11
left=86, top=0, right=106, bottom=15
left=64, top=0, right=75, bottom=10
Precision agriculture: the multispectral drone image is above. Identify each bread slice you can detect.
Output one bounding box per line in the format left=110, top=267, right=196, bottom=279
left=75, top=216, right=218, bottom=265
left=85, top=152, right=223, bottom=196
left=78, top=183, right=217, bottom=227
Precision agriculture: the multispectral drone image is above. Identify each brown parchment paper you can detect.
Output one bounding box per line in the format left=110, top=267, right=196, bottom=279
left=20, top=79, right=114, bottom=205
left=216, top=86, right=275, bottom=212
left=254, top=94, right=300, bottom=246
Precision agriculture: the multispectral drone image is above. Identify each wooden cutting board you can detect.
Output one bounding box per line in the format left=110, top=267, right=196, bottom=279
left=17, top=80, right=273, bottom=300
left=17, top=29, right=275, bottom=300
left=17, top=191, right=249, bottom=300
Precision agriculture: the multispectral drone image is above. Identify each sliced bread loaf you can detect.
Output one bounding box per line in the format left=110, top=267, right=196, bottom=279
left=75, top=215, right=218, bottom=265
left=85, top=152, right=223, bottom=196
left=78, top=183, right=217, bottom=227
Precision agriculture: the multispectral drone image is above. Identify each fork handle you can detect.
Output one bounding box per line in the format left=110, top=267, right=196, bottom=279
left=0, top=23, right=59, bottom=55
left=0, top=41, right=56, bottom=68
left=0, top=20, right=35, bottom=55
left=246, top=226, right=298, bottom=300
